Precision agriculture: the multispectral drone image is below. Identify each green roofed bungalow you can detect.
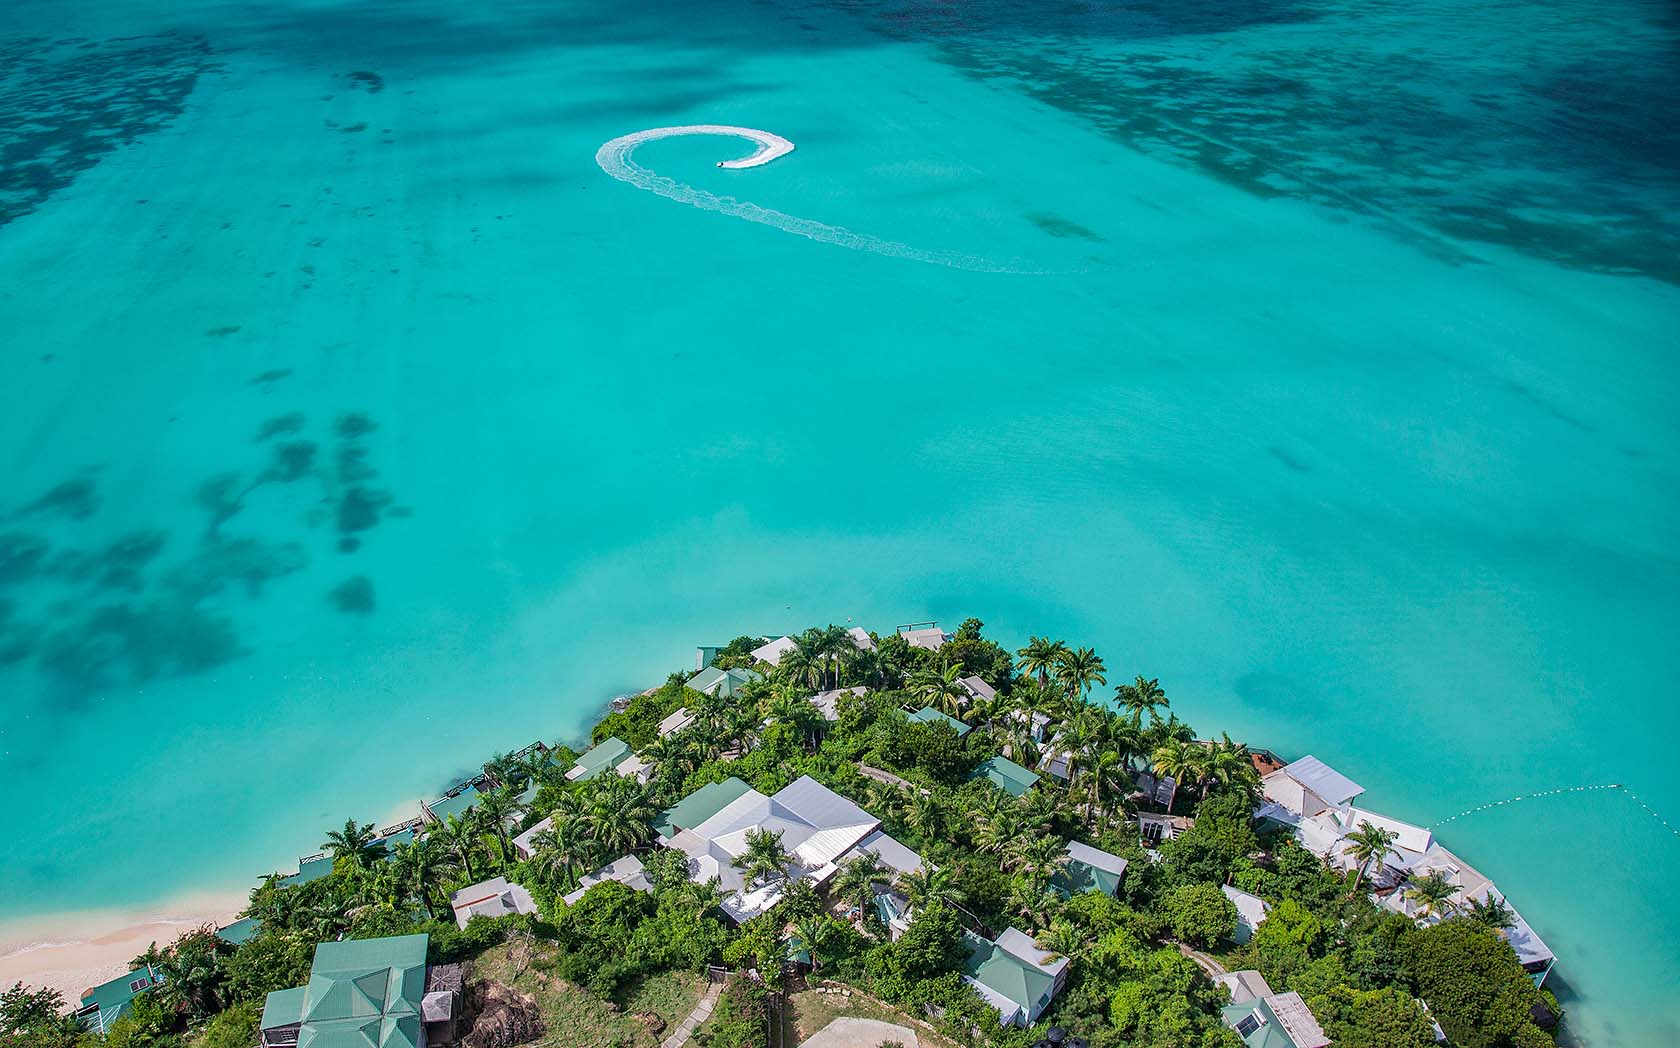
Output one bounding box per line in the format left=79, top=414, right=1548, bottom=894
left=566, top=737, right=632, bottom=782
left=655, top=776, right=754, bottom=838
left=74, top=965, right=164, bottom=1034
left=971, top=756, right=1039, bottom=798
left=217, top=916, right=262, bottom=946
left=686, top=665, right=761, bottom=698
left=1052, top=840, right=1129, bottom=898
left=259, top=933, right=463, bottom=1048
left=961, top=928, right=1068, bottom=1027
left=909, top=706, right=972, bottom=737
left=280, top=853, right=335, bottom=887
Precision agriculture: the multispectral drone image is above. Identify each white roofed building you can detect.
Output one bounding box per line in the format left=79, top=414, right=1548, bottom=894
left=750, top=635, right=799, bottom=666
left=1382, top=843, right=1556, bottom=985
left=658, top=774, right=922, bottom=923
left=1222, top=885, right=1271, bottom=944
left=658, top=707, right=696, bottom=737
left=810, top=686, right=867, bottom=721
left=562, top=855, right=652, bottom=905
left=898, top=623, right=950, bottom=650
left=1260, top=755, right=1365, bottom=819
left=448, top=877, right=537, bottom=928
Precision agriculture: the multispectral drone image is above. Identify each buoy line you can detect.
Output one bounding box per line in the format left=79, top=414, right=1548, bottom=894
left=594, top=125, right=1038, bottom=273
left=1439, top=783, right=1680, bottom=840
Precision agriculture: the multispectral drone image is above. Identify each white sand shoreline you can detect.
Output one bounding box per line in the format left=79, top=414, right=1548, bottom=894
left=0, top=889, right=250, bottom=1003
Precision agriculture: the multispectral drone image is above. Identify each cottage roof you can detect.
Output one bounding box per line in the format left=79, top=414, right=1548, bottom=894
left=655, top=776, right=755, bottom=838
left=1277, top=756, right=1363, bottom=807
left=908, top=706, right=971, bottom=736
left=569, top=737, right=632, bottom=781
left=971, top=756, right=1039, bottom=798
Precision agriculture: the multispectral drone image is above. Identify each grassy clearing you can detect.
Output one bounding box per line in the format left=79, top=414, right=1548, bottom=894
left=468, top=939, right=706, bottom=1048
left=783, top=984, right=960, bottom=1048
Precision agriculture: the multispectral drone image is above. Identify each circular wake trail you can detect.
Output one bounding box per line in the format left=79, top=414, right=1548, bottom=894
left=595, top=125, right=1033, bottom=274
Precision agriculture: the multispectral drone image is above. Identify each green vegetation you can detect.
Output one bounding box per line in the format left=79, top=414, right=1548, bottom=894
left=5, top=618, right=1561, bottom=1048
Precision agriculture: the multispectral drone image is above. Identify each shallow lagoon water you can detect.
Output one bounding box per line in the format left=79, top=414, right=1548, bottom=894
left=1, top=0, right=1677, bottom=1043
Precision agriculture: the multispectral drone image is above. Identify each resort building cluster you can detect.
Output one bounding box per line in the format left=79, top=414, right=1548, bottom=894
left=63, top=619, right=1558, bottom=1047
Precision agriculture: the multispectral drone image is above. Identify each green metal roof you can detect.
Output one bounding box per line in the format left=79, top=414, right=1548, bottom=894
left=971, top=756, right=1039, bottom=798
left=77, top=966, right=162, bottom=1032
left=572, top=737, right=632, bottom=780
left=655, top=776, right=754, bottom=838
left=217, top=916, right=262, bottom=946
left=1222, top=999, right=1300, bottom=1048
left=281, top=853, right=335, bottom=887
left=1053, top=856, right=1125, bottom=898
left=262, top=986, right=308, bottom=1029
left=687, top=666, right=761, bottom=697
left=963, top=934, right=1055, bottom=1014
left=909, top=706, right=971, bottom=736
left=427, top=784, right=481, bottom=822
left=262, top=934, right=430, bottom=1048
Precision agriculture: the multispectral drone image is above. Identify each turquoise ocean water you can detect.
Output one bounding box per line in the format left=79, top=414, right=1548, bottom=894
left=2, top=0, right=1676, bottom=1041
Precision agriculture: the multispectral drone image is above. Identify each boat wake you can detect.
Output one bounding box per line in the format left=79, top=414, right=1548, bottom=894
left=594, top=125, right=1036, bottom=274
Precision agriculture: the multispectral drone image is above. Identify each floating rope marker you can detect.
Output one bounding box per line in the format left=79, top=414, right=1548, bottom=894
left=1439, top=783, right=1680, bottom=841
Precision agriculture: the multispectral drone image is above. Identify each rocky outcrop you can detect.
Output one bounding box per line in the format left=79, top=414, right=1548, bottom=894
left=460, top=979, right=545, bottom=1048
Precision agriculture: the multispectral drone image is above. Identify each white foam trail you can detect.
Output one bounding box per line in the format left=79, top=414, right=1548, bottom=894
left=595, top=125, right=1034, bottom=273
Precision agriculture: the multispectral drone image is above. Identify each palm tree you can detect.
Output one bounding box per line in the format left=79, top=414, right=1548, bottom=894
left=581, top=776, right=655, bottom=857
left=973, top=808, right=1022, bottom=857
left=1150, top=739, right=1203, bottom=814
left=1116, top=676, right=1168, bottom=726
left=911, top=664, right=968, bottom=718
left=1034, top=919, right=1089, bottom=966
left=832, top=854, right=889, bottom=917
left=1020, top=787, right=1062, bottom=835
left=792, top=915, right=836, bottom=972
left=1053, top=647, right=1106, bottom=703
left=529, top=820, right=588, bottom=893
left=321, top=818, right=382, bottom=869
left=1403, top=873, right=1461, bottom=918
left=475, top=786, right=523, bottom=866
left=1008, top=881, right=1061, bottom=929
left=437, top=811, right=486, bottom=882
left=1465, top=894, right=1517, bottom=931
left=397, top=836, right=454, bottom=920
left=734, top=828, right=793, bottom=887
left=1083, top=748, right=1130, bottom=831
left=1005, top=836, right=1070, bottom=886
left=906, top=791, right=947, bottom=841
left=1344, top=822, right=1401, bottom=891
left=897, top=865, right=967, bottom=911
left=814, top=624, right=856, bottom=689
left=1016, top=637, right=1068, bottom=687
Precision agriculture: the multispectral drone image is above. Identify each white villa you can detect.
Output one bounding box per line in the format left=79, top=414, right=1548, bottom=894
left=659, top=774, right=923, bottom=923
left=1222, top=884, right=1271, bottom=944
left=750, top=627, right=875, bottom=667
left=809, top=686, right=867, bottom=721
left=658, top=706, right=696, bottom=737
left=562, top=855, right=652, bottom=906
left=1256, top=754, right=1555, bottom=986
left=898, top=624, right=949, bottom=650
left=448, top=877, right=537, bottom=929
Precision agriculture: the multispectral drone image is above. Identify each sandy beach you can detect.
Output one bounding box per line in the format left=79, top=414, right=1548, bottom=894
left=0, top=890, right=249, bottom=1003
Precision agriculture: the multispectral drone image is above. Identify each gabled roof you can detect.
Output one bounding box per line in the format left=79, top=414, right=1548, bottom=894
left=971, top=756, right=1039, bottom=798
left=900, top=627, right=948, bottom=650
left=449, top=877, right=537, bottom=927
left=77, top=965, right=164, bottom=1033
left=1223, top=884, right=1271, bottom=934
left=750, top=636, right=797, bottom=665
left=658, top=707, right=695, bottom=736
left=656, top=776, right=755, bottom=838
left=1216, top=969, right=1273, bottom=1005
left=846, top=626, right=875, bottom=651
left=909, top=706, right=971, bottom=736
left=1342, top=807, right=1432, bottom=854
left=568, top=737, right=632, bottom=781
left=959, top=675, right=996, bottom=701
left=687, top=665, right=762, bottom=697
left=1277, top=756, right=1363, bottom=808
left=563, top=854, right=651, bottom=905
left=217, top=916, right=262, bottom=946
left=855, top=830, right=924, bottom=876
left=1057, top=841, right=1128, bottom=896
left=963, top=928, right=1065, bottom=1020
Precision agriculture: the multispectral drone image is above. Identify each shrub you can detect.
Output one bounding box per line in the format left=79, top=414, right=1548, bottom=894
left=1160, top=883, right=1237, bottom=948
